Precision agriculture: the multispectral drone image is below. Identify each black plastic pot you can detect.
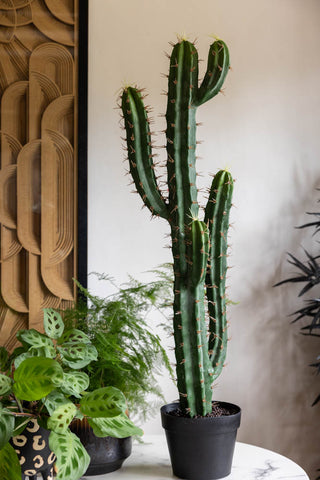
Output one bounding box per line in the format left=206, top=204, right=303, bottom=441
left=161, top=401, right=241, bottom=480
left=69, top=419, right=132, bottom=476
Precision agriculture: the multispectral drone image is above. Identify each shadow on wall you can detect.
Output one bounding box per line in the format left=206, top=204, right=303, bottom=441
left=231, top=166, right=320, bottom=478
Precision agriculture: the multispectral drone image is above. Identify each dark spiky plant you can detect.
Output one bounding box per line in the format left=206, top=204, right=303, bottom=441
left=120, top=35, right=234, bottom=417
left=275, top=208, right=320, bottom=405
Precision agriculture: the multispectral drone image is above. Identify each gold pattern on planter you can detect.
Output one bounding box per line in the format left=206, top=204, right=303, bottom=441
left=0, top=0, right=80, bottom=348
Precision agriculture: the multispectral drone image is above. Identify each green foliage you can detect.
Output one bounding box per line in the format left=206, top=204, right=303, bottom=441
left=13, top=357, right=64, bottom=400
left=275, top=198, right=320, bottom=405
left=60, top=371, right=90, bottom=398
left=0, top=443, right=21, bottom=480
left=48, top=402, right=77, bottom=434
left=0, top=309, right=143, bottom=480
left=0, top=406, right=14, bottom=449
left=57, top=343, right=98, bottom=369
left=49, top=430, right=90, bottom=480
left=62, top=269, right=173, bottom=421
left=44, top=308, right=65, bottom=339
left=88, top=413, right=143, bottom=438
left=120, top=37, right=233, bottom=416
left=0, top=373, right=12, bottom=395
left=80, top=387, right=127, bottom=418
left=16, top=329, right=54, bottom=349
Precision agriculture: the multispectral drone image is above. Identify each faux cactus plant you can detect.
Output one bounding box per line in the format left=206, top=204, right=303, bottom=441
left=120, top=36, right=233, bottom=417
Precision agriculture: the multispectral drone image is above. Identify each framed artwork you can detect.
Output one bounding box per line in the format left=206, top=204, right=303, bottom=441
left=0, top=0, right=88, bottom=349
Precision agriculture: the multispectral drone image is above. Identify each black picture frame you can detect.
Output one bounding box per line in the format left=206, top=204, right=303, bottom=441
left=77, top=0, right=88, bottom=289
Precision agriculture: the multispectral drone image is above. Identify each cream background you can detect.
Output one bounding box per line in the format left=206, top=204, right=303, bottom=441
left=87, top=0, right=320, bottom=476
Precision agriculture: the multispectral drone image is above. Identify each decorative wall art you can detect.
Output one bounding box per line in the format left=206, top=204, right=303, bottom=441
left=0, top=0, right=88, bottom=349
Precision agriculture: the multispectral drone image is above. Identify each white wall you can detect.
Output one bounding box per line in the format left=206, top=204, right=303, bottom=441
left=87, top=0, right=320, bottom=476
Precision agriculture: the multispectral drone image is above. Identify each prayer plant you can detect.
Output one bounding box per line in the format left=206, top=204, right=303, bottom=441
left=0, top=309, right=143, bottom=480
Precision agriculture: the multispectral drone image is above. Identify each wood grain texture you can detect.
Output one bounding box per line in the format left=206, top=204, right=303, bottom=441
left=0, top=0, right=80, bottom=347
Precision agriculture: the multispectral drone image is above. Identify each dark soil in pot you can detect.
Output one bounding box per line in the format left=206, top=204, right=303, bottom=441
left=161, top=401, right=241, bottom=480
left=69, top=419, right=132, bottom=476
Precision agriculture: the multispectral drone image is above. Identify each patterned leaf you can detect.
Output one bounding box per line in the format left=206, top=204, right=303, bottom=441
left=0, top=373, right=12, bottom=395
left=58, top=328, right=91, bottom=345
left=0, top=406, right=14, bottom=449
left=16, top=329, right=54, bottom=349
left=13, top=357, right=63, bottom=401
left=47, top=402, right=77, bottom=434
left=59, top=343, right=98, bottom=369
left=0, top=443, right=21, bottom=479
left=44, top=308, right=65, bottom=339
left=88, top=413, right=143, bottom=438
left=14, top=346, right=56, bottom=369
left=44, top=391, right=70, bottom=416
left=49, top=430, right=90, bottom=480
left=80, top=386, right=127, bottom=418
left=60, top=372, right=90, bottom=398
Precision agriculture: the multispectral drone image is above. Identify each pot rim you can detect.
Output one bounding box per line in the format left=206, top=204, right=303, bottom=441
left=161, top=401, right=241, bottom=433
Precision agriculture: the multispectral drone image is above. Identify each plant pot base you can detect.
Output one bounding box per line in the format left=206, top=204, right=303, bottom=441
left=70, top=419, right=132, bottom=476
left=161, top=402, right=241, bottom=480
left=85, top=458, right=127, bottom=476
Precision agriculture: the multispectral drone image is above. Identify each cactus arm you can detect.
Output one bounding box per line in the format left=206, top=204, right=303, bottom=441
left=121, top=87, right=169, bottom=219
left=204, top=170, right=233, bottom=380
left=191, top=220, right=209, bottom=286
left=175, top=220, right=213, bottom=417
left=195, top=40, right=230, bottom=106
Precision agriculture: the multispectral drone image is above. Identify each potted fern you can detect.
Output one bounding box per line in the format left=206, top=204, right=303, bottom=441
left=0, top=309, right=143, bottom=480
left=120, top=35, right=241, bottom=480
left=62, top=271, right=173, bottom=475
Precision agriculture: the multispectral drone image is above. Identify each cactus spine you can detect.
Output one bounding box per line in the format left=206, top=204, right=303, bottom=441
left=121, top=37, right=233, bottom=417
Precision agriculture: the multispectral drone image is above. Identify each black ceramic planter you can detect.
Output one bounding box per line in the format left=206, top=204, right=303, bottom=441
left=70, top=419, right=132, bottom=476
left=161, top=402, right=241, bottom=480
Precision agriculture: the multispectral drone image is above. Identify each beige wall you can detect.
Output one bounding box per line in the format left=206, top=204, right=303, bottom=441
left=88, top=0, right=320, bottom=476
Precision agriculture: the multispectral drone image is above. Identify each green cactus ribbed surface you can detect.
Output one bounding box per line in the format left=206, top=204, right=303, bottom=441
left=204, top=170, right=234, bottom=380
left=121, top=37, right=233, bottom=417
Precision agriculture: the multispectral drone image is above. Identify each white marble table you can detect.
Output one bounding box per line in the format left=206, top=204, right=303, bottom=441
left=83, top=434, right=309, bottom=480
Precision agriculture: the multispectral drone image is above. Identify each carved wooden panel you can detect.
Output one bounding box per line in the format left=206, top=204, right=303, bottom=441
left=0, top=0, right=87, bottom=349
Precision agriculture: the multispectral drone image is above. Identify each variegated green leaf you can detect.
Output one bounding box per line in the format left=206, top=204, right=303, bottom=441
left=44, top=391, right=70, bottom=416
left=14, top=351, right=36, bottom=369
left=0, top=443, right=21, bottom=479
left=16, top=329, right=54, bottom=349
left=88, top=413, right=143, bottom=438
left=58, top=328, right=91, bottom=345
left=0, top=406, right=14, bottom=449
left=30, top=345, right=56, bottom=359
left=58, top=343, right=88, bottom=360
left=13, top=357, right=63, bottom=401
left=80, top=386, right=126, bottom=418
left=49, top=430, right=90, bottom=480
left=14, top=345, right=56, bottom=369
left=47, top=402, right=77, bottom=434
left=59, top=343, right=97, bottom=369
left=60, top=372, right=90, bottom=398
left=0, top=374, right=12, bottom=395
left=44, top=308, right=64, bottom=339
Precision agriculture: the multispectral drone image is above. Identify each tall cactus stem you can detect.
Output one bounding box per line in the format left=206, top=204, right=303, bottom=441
left=120, top=37, right=233, bottom=417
